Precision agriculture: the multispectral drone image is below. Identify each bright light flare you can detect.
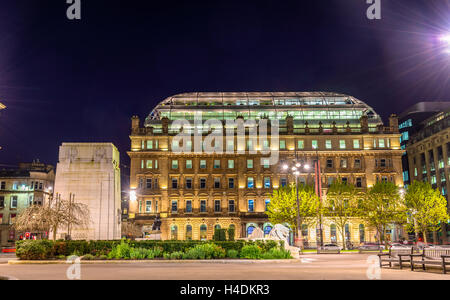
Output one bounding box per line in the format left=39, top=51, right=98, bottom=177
left=130, top=190, right=137, bottom=202
left=439, top=34, right=450, bottom=54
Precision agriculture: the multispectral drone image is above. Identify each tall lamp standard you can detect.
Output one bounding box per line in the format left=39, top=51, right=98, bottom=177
left=283, top=162, right=310, bottom=249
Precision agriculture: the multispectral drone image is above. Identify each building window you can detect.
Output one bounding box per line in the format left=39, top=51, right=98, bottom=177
left=326, top=159, right=333, bottom=168
left=186, top=160, right=192, bottom=169
left=312, top=140, right=318, bottom=149
left=147, top=140, right=153, bottom=149
left=248, top=200, right=254, bottom=212
left=325, top=140, right=332, bottom=149
left=10, top=196, right=17, bottom=209
left=356, top=177, right=362, bottom=188
left=185, top=178, right=192, bottom=189
left=353, top=139, right=360, bottom=149
left=214, top=160, right=221, bottom=169
left=228, top=178, right=234, bottom=189
left=10, top=214, right=16, bottom=224
left=330, top=224, right=337, bottom=243
left=340, top=158, right=347, bottom=168
left=0, top=213, right=3, bottom=224
left=146, top=160, right=153, bottom=169
left=264, top=177, right=271, bottom=188
left=339, top=140, right=346, bottom=149
left=0, top=182, right=5, bottom=190
left=214, top=178, right=221, bottom=189
left=247, top=159, right=253, bottom=169
left=214, top=200, right=221, bottom=212
left=226, top=140, right=234, bottom=151
left=228, top=159, right=234, bottom=169
left=171, top=225, right=178, bottom=240
left=0, top=196, right=4, bottom=208
left=297, top=140, right=304, bottom=149
left=263, top=158, right=270, bottom=169
left=172, top=140, right=179, bottom=151
left=186, top=200, right=192, bottom=213
left=171, top=201, right=178, bottom=213
left=154, top=178, right=158, bottom=189
left=200, top=178, right=206, bottom=189
left=280, top=178, right=287, bottom=187
left=229, top=200, right=235, bottom=212
left=265, top=199, right=271, bottom=211
left=247, top=177, right=254, bottom=188
left=145, top=201, right=152, bottom=213
left=185, top=225, right=192, bottom=240
left=200, top=200, right=206, bottom=212
left=200, top=160, right=207, bottom=169
left=279, top=140, right=286, bottom=150
left=262, top=140, right=270, bottom=150
left=171, top=178, right=178, bottom=189
left=379, top=139, right=385, bottom=148
left=354, top=159, right=361, bottom=168
left=146, top=178, right=152, bottom=189
left=200, top=225, right=207, bottom=240
left=380, top=159, right=386, bottom=167
left=342, top=177, right=348, bottom=184
left=172, top=160, right=178, bottom=169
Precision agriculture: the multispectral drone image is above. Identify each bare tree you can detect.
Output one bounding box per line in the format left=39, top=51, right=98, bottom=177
left=121, top=221, right=142, bottom=239
left=14, top=193, right=90, bottom=241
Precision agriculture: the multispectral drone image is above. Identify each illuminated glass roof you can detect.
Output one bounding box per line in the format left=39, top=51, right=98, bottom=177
left=145, top=92, right=383, bottom=127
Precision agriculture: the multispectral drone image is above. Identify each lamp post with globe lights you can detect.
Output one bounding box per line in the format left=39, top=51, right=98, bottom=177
left=282, top=161, right=310, bottom=249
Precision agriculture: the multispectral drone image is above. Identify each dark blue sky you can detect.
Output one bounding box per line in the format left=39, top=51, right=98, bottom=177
left=0, top=0, right=449, bottom=170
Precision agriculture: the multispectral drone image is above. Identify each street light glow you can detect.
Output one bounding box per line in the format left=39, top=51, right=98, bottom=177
left=283, top=164, right=289, bottom=170
left=130, top=190, right=137, bottom=202
left=439, top=34, right=450, bottom=54
left=304, top=164, right=310, bottom=170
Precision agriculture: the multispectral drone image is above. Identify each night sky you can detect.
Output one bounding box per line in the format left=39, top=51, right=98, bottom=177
left=0, top=0, right=449, bottom=176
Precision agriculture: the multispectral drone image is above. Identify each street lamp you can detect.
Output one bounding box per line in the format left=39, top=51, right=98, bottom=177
left=283, top=162, right=310, bottom=249
left=439, top=34, right=450, bottom=54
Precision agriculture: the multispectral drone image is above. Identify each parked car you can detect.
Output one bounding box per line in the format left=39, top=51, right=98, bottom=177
left=358, top=243, right=385, bottom=250
left=322, top=243, right=343, bottom=250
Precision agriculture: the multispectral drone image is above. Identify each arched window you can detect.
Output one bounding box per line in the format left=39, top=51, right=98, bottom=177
left=186, top=225, right=192, bottom=240
left=200, top=224, right=207, bottom=240
left=247, top=225, right=255, bottom=237
left=359, top=224, right=365, bottom=243
left=345, top=224, right=350, bottom=241
left=264, top=225, right=272, bottom=237
left=215, top=224, right=221, bottom=230
left=171, top=225, right=178, bottom=240
left=330, top=224, right=337, bottom=243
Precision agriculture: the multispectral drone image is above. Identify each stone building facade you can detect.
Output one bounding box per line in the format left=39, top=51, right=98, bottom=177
left=128, top=92, right=404, bottom=245
left=0, top=161, right=54, bottom=247
left=406, top=109, right=450, bottom=243
left=53, top=143, right=121, bottom=240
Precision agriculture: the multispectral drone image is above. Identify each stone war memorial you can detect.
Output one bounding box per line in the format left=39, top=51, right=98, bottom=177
left=53, top=143, right=122, bottom=240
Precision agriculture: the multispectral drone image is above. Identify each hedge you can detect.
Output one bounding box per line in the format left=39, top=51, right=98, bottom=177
left=15, top=239, right=284, bottom=260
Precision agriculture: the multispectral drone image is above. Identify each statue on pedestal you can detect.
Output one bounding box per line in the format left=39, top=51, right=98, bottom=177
left=152, top=215, right=162, bottom=231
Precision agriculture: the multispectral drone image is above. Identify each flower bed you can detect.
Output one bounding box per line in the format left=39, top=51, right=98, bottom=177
left=15, top=239, right=291, bottom=260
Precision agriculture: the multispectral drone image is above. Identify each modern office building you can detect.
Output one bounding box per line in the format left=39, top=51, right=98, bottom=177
left=128, top=92, right=404, bottom=244
left=53, top=143, right=122, bottom=240
left=0, top=160, right=55, bottom=247
left=406, top=108, right=450, bottom=243
left=399, top=102, right=450, bottom=187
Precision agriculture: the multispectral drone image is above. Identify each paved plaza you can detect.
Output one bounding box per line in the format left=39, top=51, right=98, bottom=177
left=0, top=253, right=449, bottom=280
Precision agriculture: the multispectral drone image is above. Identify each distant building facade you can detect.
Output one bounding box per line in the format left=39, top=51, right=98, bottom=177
left=406, top=109, right=450, bottom=243
left=0, top=161, right=54, bottom=247
left=53, top=143, right=121, bottom=240
left=399, top=102, right=450, bottom=187
left=128, top=92, right=404, bottom=245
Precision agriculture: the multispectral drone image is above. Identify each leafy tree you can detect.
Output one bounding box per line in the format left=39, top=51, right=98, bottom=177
left=267, top=184, right=320, bottom=240
left=360, top=181, right=406, bottom=248
left=405, top=181, right=450, bottom=244
left=325, top=179, right=359, bottom=250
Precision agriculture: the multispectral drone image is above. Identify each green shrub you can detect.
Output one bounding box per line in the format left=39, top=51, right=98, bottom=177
left=81, top=254, right=95, bottom=260
left=227, top=227, right=235, bottom=241
left=183, top=243, right=226, bottom=260
left=240, top=245, right=262, bottom=259
left=16, top=240, right=53, bottom=260
left=261, top=248, right=292, bottom=259
left=227, top=249, right=239, bottom=259
left=98, top=255, right=108, bottom=260
left=213, top=229, right=227, bottom=241
left=169, top=251, right=184, bottom=260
